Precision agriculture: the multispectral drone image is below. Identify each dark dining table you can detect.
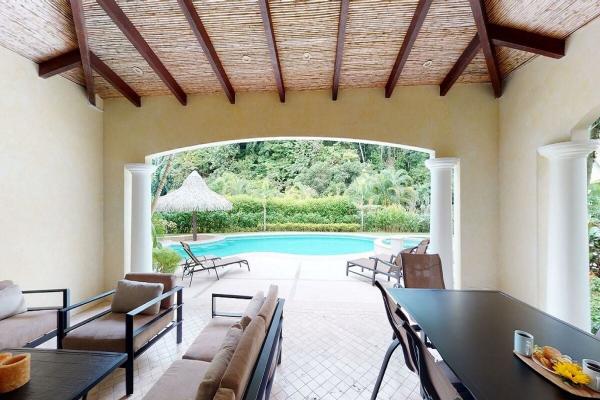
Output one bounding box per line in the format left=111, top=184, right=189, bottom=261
left=388, top=289, right=600, bottom=400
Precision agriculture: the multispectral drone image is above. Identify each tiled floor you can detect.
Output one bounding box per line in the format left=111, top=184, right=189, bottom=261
left=46, top=252, right=421, bottom=399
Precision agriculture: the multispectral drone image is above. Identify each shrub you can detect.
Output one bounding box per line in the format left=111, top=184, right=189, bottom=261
left=265, top=223, right=360, bottom=232
left=364, top=206, right=429, bottom=233
left=152, top=248, right=181, bottom=274
left=592, top=275, right=600, bottom=334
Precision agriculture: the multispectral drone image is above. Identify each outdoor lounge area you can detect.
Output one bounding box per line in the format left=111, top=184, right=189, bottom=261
left=3, top=0, right=600, bottom=399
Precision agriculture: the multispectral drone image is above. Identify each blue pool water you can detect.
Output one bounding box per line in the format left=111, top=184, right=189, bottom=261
left=171, top=234, right=423, bottom=257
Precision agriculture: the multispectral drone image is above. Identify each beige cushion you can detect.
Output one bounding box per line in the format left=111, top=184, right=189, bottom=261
left=111, top=279, right=164, bottom=315
left=213, top=388, right=235, bottom=400
left=240, top=315, right=252, bottom=330
left=143, top=359, right=210, bottom=400
left=0, top=310, right=56, bottom=348
left=257, top=285, right=278, bottom=331
left=183, top=318, right=237, bottom=362
left=243, top=291, right=264, bottom=319
left=195, top=326, right=242, bottom=400
left=0, top=284, right=27, bottom=320
left=62, top=310, right=173, bottom=353
left=125, top=272, right=176, bottom=309
left=220, top=318, right=266, bottom=399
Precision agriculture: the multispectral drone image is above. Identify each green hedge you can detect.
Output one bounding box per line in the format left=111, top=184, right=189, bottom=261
left=265, top=223, right=360, bottom=232
left=156, top=195, right=428, bottom=234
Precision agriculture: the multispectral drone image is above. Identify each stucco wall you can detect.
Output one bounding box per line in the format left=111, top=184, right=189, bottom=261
left=0, top=46, right=104, bottom=305
left=499, top=17, right=600, bottom=306
left=103, top=84, right=499, bottom=291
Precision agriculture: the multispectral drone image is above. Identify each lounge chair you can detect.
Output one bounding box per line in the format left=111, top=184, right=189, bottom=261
left=180, top=241, right=220, bottom=279
left=346, top=238, right=430, bottom=286
left=180, top=241, right=250, bottom=286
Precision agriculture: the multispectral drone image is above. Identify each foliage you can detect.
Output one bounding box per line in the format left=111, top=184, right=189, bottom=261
left=265, top=223, right=360, bottom=232
left=364, top=206, right=429, bottom=233
left=152, top=248, right=181, bottom=274
left=591, top=275, right=600, bottom=334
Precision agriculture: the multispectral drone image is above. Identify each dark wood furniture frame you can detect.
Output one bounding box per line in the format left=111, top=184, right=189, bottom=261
left=57, top=286, right=183, bottom=396
left=181, top=241, right=250, bottom=285
left=20, top=288, right=70, bottom=348
left=211, top=293, right=284, bottom=400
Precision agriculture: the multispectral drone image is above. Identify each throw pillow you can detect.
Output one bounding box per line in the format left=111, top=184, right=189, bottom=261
left=0, top=284, right=27, bottom=320
left=110, top=279, right=164, bottom=315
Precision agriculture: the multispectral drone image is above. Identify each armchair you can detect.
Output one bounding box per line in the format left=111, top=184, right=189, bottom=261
left=57, top=273, right=183, bottom=396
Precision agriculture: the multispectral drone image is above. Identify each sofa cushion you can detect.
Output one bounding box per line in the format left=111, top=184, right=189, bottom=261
left=111, top=279, right=164, bottom=315
left=195, top=328, right=241, bottom=400
left=0, top=284, right=27, bottom=320
left=257, top=285, right=278, bottom=331
left=143, top=359, right=210, bottom=400
left=125, top=272, right=176, bottom=309
left=240, top=315, right=252, bottom=330
left=243, top=291, right=264, bottom=319
left=0, top=310, right=56, bottom=348
left=183, top=318, right=238, bottom=362
left=213, top=388, right=235, bottom=400
left=220, top=317, right=266, bottom=399
left=62, top=310, right=173, bottom=353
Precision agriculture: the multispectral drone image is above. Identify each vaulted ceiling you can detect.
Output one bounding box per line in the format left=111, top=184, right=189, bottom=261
left=1, top=0, right=599, bottom=106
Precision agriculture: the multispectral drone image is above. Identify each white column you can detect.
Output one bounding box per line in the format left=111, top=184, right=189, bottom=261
left=126, top=163, right=156, bottom=273
left=426, top=158, right=459, bottom=289
left=539, top=141, right=599, bottom=331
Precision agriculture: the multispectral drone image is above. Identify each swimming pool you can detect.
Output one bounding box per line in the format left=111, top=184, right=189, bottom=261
left=170, top=234, right=423, bottom=257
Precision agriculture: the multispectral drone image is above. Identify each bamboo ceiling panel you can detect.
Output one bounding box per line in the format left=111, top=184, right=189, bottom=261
left=1, top=0, right=600, bottom=100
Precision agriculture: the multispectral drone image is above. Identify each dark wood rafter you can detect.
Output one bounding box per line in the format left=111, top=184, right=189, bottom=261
left=176, top=0, right=235, bottom=104
left=69, top=0, right=95, bottom=105
left=468, top=0, right=502, bottom=97
left=440, top=34, right=481, bottom=96
left=332, top=0, right=349, bottom=101
left=90, top=53, right=141, bottom=107
left=488, top=24, right=565, bottom=59
left=38, top=49, right=81, bottom=78
left=258, top=0, right=285, bottom=103
left=385, top=0, right=434, bottom=98
left=96, top=0, right=187, bottom=105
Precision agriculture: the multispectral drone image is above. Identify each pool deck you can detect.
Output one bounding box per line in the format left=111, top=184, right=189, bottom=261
left=53, top=250, right=422, bottom=400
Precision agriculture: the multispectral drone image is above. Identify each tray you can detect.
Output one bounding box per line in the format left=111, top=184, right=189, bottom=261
left=514, top=352, right=600, bottom=398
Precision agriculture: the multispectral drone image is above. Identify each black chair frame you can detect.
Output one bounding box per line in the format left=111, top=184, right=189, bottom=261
left=21, top=288, right=71, bottom=348
left=57, top=286, right=183, bottom=396
left=211, top=293, right=284, bottom=400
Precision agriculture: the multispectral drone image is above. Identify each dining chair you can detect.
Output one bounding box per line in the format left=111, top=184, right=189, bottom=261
left=404, top=319, right=472, bottom=400
left=372, top=281, right=418, bottom=400
left=400, top=253, right=445, bottom=289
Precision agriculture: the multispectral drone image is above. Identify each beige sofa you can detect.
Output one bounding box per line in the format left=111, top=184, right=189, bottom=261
left=144, top=285, right=283, bottom=400
left=0, top=285, right=70, bottom=349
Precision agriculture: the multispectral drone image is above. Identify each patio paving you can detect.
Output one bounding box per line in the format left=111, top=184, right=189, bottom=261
left=46, top=252, right=421, bottom=399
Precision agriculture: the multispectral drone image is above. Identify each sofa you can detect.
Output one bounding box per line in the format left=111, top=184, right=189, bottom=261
left=143, top=284, right=284, bottom=400
left=0, top=280, right=70, bottom=349
left=58, top=272, right=183, bottom=396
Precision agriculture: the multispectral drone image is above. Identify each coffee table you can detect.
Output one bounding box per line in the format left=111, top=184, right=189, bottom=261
left=0, top=348, right=126, bottom=400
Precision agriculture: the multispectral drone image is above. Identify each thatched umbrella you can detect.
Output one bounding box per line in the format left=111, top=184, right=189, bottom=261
left=155, top=170, right=232, bottom=240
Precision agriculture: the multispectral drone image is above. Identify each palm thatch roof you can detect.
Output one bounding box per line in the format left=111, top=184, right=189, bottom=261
left=155, top=170, right=232, bottom=213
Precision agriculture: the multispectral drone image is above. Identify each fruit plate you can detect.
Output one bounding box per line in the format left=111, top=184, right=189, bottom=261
left=515, top=352, right=600, bottom=398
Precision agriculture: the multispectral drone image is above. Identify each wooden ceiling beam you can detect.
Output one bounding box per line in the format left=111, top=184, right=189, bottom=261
left=468, top=0, right=502, bottom=98
left=176, top=0, right=235, bottom=104
left=332, top=0, right=349, bottom=101
left=90, top=53, right=141, bottom=107
left=258, top=0, right=285, bottom=103
left=488, top=24, right=565, bottom=59
left=38, top=49, right=81, bottom=78
left=96, top=0, right=187, bottom=105
left=440, top=34, right=481, bottom=96
left=385, top=0, right=434, bottom=98
left=69, top=0, right=95, bottom=106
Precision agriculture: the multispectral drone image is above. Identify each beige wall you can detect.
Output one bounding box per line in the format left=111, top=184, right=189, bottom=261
left=103, top=84, right=499, bottom=291
left=0, top=46, right=104, bottom=305
left=499, top=17, right=600, bottom=306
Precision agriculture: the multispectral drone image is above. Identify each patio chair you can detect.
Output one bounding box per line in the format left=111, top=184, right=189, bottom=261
left=400, top=253, right=445, bottom=289
left=57, top=273, right=183, bottom=396
left=180, top=241, right=250, bottom=286
left=180, top=241, right=221, bottom=279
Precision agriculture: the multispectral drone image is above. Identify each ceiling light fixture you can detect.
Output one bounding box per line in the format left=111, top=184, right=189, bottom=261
left=303, top=52, right=311, bottom=61
left=423, top=60, right=433, bottom=68
left=132, top=66, right=143, bottom=76
left=242, top=55, right=251, bottom=63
